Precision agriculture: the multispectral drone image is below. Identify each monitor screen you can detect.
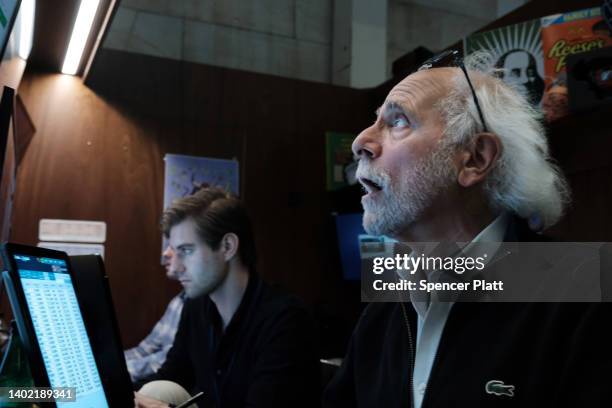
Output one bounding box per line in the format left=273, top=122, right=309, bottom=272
left=335, top=213, right=396, bottom=281
left=335, top=213, right=366, bottom=280
left=13, top=253, right=109, bottom=408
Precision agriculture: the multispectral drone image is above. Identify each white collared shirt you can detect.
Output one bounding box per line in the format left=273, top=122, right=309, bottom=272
left=411, top=213, right=509, bottom=408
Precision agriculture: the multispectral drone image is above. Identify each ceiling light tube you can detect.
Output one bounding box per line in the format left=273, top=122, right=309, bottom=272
left=61, top=0, right=100, bottom=75
left=18, top=0, right=35, bottom=59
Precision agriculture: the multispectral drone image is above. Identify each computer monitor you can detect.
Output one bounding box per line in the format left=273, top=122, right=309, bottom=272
left=1, top=243, right=110, bottom=407
left=334, top=213, right=366, bottom=281
left=70, top=254, right=134, bottom=404
left=334, top=213, right=394, bottom=281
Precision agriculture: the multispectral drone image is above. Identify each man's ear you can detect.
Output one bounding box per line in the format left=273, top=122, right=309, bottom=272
left=220, top=233, right=239, bottom=261
left=456, top=133, right=502, bottom=188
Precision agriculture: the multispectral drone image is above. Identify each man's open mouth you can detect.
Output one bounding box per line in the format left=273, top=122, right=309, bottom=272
left=359, top=177, right=383, bottom=195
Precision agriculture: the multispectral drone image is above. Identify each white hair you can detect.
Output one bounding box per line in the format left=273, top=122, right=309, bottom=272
left=436, top=52, right=570, bottom=229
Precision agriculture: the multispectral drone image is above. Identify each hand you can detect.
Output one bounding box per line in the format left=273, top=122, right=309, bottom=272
left=134, top=391, right=171, bottom=408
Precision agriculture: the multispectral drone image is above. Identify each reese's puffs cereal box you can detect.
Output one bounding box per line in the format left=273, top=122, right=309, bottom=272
left=540, top=7, right=612, bottom=120
left=542, top=7, right=612, bottom=84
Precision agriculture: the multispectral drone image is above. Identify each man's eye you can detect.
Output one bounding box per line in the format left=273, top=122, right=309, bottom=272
left=391, top=116, right=410, bottom=128
left=179, top=248, right=193, bottom=256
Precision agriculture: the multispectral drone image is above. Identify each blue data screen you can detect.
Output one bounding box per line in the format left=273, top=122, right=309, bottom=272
left=14, top=254, right=109, bottom=408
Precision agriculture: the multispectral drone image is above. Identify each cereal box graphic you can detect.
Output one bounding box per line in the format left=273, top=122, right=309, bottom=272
left=541, top=7, right=612, bottom=120
left=542, top=7, right=612, bottom=82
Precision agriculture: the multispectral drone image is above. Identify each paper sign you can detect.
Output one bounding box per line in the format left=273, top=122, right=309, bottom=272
left=38, top=219, right=106, bottom=243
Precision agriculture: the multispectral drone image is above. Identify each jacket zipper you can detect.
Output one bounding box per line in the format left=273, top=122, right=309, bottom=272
left=420, top=303, right=458, bottom=408
left=419, top=340, right=441, bottom=408
left=400, top=302, right=415, bottom=408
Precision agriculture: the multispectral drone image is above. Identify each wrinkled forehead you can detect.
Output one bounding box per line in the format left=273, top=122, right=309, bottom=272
left=384, top=68, right=455, bottom=119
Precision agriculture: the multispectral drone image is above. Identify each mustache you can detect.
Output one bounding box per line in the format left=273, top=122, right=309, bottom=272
left=356, top=160, right=391, bottom=189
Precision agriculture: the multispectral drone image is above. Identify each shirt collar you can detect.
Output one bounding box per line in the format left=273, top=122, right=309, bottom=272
left=471, top=211, right=508, bottom=243
left=410, top=212, right=509, bottom=318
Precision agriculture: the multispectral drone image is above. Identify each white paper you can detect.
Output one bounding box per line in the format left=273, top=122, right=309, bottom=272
left=38, top=219, right=106, bottom=243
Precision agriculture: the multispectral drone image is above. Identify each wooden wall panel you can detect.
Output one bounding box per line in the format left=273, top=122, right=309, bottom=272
left=11, top=50, right=369, bottom=348
left=546, top=108, right=612, bottom=241
left=12, top=71, right=178, bottom=347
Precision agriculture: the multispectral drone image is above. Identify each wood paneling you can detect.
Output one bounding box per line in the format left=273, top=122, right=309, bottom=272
left=12, top=71, right=171, bottom=347
left=0, top=57, right=26, bottom=92
left=29, top=0, right=80, bottom=71
left=11, top=49, right=369, bottom=348
left=14, top=94, right=36, bottom=166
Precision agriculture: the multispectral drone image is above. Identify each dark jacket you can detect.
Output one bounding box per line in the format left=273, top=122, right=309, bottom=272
left=152, top=274, right=320, bottom=408
left=324, top=217, right=612, bottom=407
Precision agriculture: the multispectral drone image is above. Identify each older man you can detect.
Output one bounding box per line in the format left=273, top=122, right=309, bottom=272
left=323, top=52, right=609, bottom=407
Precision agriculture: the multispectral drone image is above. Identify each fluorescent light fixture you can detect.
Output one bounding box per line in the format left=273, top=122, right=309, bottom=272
left=18, top=0, right=35, bottom=60
left=61, top=0, right=101, bottom=75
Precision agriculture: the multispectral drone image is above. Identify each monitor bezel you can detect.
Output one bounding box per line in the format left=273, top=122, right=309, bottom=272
left=1, top=243, right=65, bottom=391
left=1, top=242, right=85, bottom=407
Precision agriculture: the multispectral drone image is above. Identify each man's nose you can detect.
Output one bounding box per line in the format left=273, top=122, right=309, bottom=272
left=352, top=125, right=382, bottom=160
left=167, top=258, right=185, bottom=280
left=161, top=247, right=173, bottom=266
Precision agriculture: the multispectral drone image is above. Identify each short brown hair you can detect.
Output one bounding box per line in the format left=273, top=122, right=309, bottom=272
left=161, top=187, right=256, bottom=270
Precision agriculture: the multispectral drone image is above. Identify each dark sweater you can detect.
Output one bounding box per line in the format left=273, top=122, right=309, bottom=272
left=324, top=301, right=611, bottom=407
left=324, top=217, right=612, bottom=407
left=153, top=274, right=320, bottom=408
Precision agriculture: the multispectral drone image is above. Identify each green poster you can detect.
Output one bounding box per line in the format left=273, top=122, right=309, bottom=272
left=325, top=132, right=356, bottom=191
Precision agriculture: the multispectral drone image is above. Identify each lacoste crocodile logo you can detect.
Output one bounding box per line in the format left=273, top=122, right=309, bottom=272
left=485, top=380, right=515, bottom=397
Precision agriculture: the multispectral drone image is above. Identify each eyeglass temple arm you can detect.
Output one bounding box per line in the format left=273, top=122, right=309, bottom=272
left=456, top=60, right=489, bottom=133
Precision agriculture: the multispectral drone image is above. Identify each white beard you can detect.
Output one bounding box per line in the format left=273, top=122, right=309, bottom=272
left=357, top=140, right=457, bottom=237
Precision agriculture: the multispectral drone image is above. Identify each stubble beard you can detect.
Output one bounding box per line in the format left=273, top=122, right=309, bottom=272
left=359, top=140, right=457, bottom=237
left=187, top=265, right=228, bottom=299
